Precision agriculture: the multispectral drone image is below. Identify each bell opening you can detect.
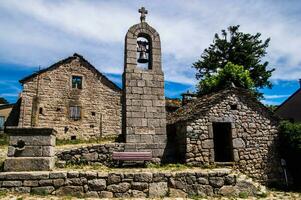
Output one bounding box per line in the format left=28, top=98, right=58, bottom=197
left=137, top=36, right=150, bottom=69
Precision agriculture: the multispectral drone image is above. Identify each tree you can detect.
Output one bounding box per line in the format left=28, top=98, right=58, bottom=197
left=198, top=62, right=255, bottom=95
left=0, top=97, right=8, bottom=105
left=193, top=25, right=274, bottom=97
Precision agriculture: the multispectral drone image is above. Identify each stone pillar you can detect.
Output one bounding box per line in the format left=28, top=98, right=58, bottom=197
left=123, top=21, right=166, bottom=159
left=4, top=127, right=56, bottom=171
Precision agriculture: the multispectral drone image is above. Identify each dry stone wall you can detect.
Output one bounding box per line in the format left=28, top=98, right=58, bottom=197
left=18, top=55, right=122, bottom=140
left=0, top=169, right=265, bottom=198
left=56, top=143, right=125, bottom=167
left=180, top=94, right=281, bottom=183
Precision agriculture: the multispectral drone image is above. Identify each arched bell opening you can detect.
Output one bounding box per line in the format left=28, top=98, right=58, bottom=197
left=136, top=34, right=152, bottom=70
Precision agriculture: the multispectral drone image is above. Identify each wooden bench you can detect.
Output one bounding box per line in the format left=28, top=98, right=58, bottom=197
left=112, top=151, right=152, bottom=166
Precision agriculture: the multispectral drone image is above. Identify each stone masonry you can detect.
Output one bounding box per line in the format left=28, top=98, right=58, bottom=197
left=18, top=54, right=122, bottom=140
left=123, top=18, right=166, bottom=158
left=4, top=127, right=56, bottom=171
left=168, top=88, right=282, bottom=183
left=0, top=169, right=265, bottom=198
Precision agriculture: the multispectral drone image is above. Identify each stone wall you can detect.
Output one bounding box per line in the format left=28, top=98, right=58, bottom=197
left=176, top=93, right=281, bottom=183
left=56, top=143, right=125, bottom=167
left=0, top=169, right=265, bottom=198
left=18, top=54, right=122, bottom=140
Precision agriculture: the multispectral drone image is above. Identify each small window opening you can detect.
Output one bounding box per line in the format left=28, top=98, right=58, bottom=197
left=72, top=76, right=82, bottom=89
left=91, top=112, right=96, bottom=116
left=90, top=124, right=94, bottom=128
left=71, top=136, right=76, bottom=140
left=230, top=104, right=238, bottom=110
left=57, top=107, right=62, bottom=112
left=69, top=106, right=81, bottom=120
left=39, top=107, right=43, bottom=114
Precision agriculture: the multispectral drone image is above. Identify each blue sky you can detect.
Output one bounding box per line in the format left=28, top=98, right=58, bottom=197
left=0, top=0, right=301, bottom=105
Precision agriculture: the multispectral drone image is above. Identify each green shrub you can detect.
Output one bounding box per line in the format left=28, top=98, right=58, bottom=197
left=279, top=121, right=301, bottom=188
left=238, top=191, right=249, bottom=198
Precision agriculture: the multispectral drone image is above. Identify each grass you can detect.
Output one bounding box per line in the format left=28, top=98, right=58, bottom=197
left=0, top=134, right=8, bottom=146
left=146, top=163, right=190, bottom=171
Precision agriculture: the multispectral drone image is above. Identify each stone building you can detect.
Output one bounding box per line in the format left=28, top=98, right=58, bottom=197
left=275, top=79, right=301, bottom=122
left=18, top=54, right=122, bottom=140
left=0, top=104, right=14, bottom=132
left=167, top=87, right=281, bottom=182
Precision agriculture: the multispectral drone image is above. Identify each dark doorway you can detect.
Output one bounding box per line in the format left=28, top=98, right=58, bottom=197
left=213, top=122, right=233, bottom=162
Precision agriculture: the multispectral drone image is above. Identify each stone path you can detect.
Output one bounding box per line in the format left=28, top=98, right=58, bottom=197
left=0, top=191, right=301, bottom=200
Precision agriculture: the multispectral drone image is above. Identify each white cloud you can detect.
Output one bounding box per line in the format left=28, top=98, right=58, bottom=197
left=0, top=0, right=301, bottom=86
left=264, top=94, right=290, bottom=99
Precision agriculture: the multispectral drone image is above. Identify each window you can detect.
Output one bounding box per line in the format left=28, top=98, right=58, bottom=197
left=72, top=76, right=82, bottom=89
left=91, top=112, right=96, bottom=116
left=39, top=107, right=43, bottom=114
left=69, top=106, right=81, bottom=120
left=0, top=116, right=5, bottom=131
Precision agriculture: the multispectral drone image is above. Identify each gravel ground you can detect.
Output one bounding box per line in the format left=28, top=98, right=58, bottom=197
left=0, top=191, right=300, bottom=200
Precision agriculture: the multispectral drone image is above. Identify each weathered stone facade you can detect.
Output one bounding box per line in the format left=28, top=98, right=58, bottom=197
left=0, top=169, right=265, bottom=198
left=18, top=54, right=122, bottom=140
left=123, top=20, right=166, bottom=158
left=167, top=88, right=282, bottom=183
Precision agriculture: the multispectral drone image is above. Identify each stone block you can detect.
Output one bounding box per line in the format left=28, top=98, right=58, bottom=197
left=233, top=138, right=245, bottom=148
left=42, top=146, right=55, bottom=157
left=23, top=180, right=39, bottom=187
left=2, top=181, right=22, bottom=187
left=4, top=157, right=55, bottom=171
left=4, top=172, right=49, bottom=180
left=107, top=182, right=131, bottom=193
left=134, top=173, right=152, bottom=182
left=87, top=179, right=106, bottom=191
left=149, top=182, right=168, bottom=198
left=8, top=146, right=43, bottom=157
left=49, top=172, right=67, bottom=179
left=202, top=139, right=214, bottom=149
left=169, top=188, right=187, bottom=198
left=9, top=135, right=55, bottom=146
left=99, top=191, right=113, bottom=198
left=56, top=186, right=84, bottom=196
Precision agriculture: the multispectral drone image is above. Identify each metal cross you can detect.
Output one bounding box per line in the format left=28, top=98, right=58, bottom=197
left=138, top=7, right=148, bottom=22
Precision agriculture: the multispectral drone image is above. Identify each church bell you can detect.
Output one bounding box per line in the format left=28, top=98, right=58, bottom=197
left=137, top=40, right=149, bottom=63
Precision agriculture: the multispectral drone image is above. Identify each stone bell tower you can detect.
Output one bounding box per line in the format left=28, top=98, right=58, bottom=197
left=123, top=7, right=166, bottom=158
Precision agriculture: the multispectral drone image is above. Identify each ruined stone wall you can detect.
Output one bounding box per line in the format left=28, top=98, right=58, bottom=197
left=183, top=94, right=281, bottom=183
left=0, top=169, right=264, bottom=198
left=18, top=57, right=122, bottom=140
left=56, top=143, right=125, bottom=167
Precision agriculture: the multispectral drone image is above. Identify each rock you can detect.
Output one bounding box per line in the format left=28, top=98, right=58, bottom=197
left=107, top=182, right=131, bottom=193
left=53, top=179, right=65, bottom=187
left=131, top=182, right=148, bottom=191
left=236, top=180, right=258, bottom=196
left=87, top=179, right=106, bottom=191
left=80, top=171, right=97, bottom=179
left=194, top=185, right=213, bottom=196
left=202, top=139, right=214, bottom=149
left=23, top=180, right=39, bottom=187
left=85, top=191, right=99, bottom=198
left=31, top=186, right=55, bottom=195
left=233, top=138, right=245, bottom=148
left=13, top=187, right=31, bottom=193
left=134, top=172, right=153, bottom=182
left=108, top=174, right=121, bottom=184
left=209, top=177, right=224, bottom=188
left=67, top=171, right=79, bottom=178
left=49, top=172, right=67, bottom=179
left=169, top=188, right=187, bottom=198
left=225, top=175, right=236, bottom=185
left=99, top=191, right=113, bottom=198
left=131, top=190, right=147, bottom=198
left=149, top=182, right=168, bottom=198
left=2, top=181, right=22, bottom=187
left=198, top=177, right=209, bottom=185
left=56, top=186, right=84, bottom=196
left=39, top=179, right=53, bottom=186
left=219, top=185, right=239, bottom=196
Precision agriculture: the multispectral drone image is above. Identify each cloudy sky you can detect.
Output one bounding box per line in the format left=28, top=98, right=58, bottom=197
left=0, top=0, right=300, bottom=104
